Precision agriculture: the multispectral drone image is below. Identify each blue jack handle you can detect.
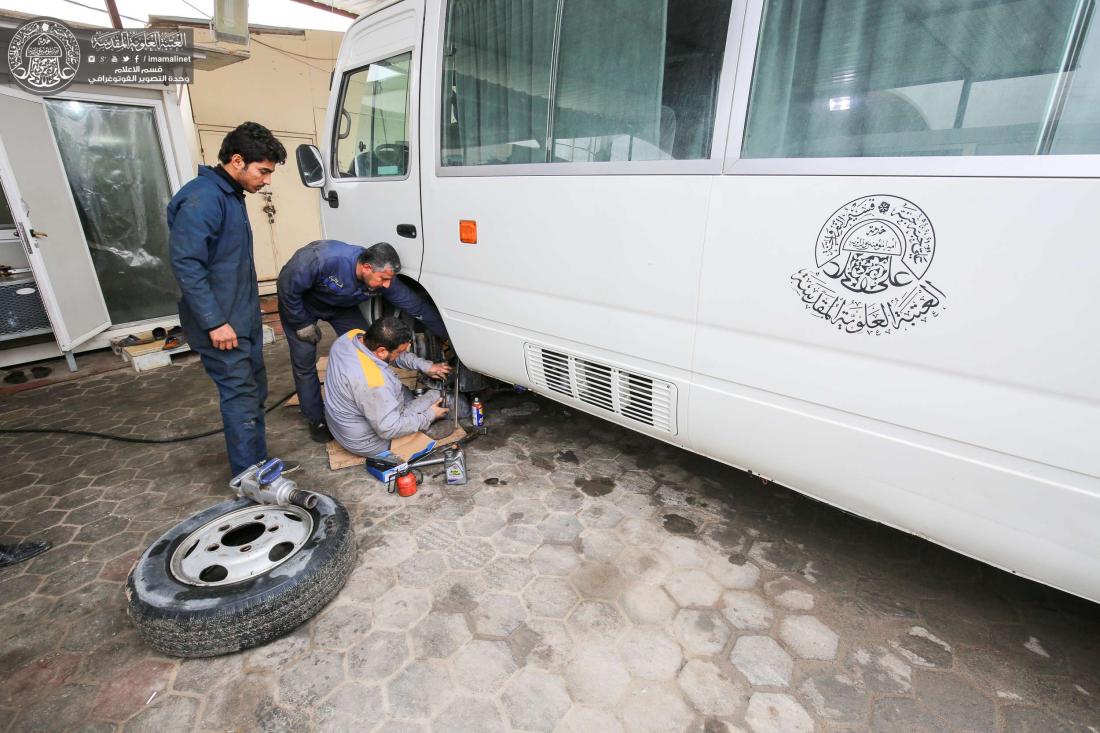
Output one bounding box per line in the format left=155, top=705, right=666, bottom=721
left=257, top=457, right=284, bottom=485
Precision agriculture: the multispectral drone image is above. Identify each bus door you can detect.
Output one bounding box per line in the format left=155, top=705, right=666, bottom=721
left=322, top=0, right=426, bottom=277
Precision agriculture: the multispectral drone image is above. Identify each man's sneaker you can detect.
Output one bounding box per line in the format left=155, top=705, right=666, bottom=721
left=309, top=421, right=333, bottom=443
left=279, top=459, right=301, bottom=475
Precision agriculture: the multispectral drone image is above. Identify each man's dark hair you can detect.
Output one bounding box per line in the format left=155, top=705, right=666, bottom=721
left=218, top=122, right=287, bottom=165
left=365, top=316, right=413, bottom=351
left=357, top=242, right=402, bottom=273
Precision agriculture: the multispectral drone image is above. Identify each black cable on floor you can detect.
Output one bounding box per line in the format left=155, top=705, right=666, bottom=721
left=0, top=390, right=299, bottom=444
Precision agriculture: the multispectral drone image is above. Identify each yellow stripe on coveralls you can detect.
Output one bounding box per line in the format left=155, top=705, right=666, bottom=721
left=346, top=329, right=385, bottom=388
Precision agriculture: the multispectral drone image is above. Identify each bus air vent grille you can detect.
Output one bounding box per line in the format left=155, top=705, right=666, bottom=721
left=524, top=344, right=676, bottom=434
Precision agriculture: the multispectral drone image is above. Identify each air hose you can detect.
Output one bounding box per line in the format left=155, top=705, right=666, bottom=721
left=0, top=390, right=298, bottom=445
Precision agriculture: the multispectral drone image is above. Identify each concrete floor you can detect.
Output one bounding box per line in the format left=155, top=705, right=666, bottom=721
left=0, top=341, right=1097, bottom=733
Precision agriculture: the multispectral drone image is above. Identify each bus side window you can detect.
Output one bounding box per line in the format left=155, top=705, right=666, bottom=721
left=441, top=0, right=734, bottom=167
left=333, top=52, right=413, bottom=178
left=742, top=0, right=1100, bottom=159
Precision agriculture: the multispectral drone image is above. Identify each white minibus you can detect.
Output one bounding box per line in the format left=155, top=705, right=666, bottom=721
left=296, top=0, right=1100, bottom=602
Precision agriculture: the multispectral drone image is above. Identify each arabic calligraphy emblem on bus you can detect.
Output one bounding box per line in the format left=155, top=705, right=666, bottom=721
left=791, top=195, right=946, bottom=335
left=6, top=18, right=81, bottom=94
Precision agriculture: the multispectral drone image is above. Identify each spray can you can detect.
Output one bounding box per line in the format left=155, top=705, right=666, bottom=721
left=444, top=446, right=467, bottom=485
left=471, top=395, right=484, bottom=428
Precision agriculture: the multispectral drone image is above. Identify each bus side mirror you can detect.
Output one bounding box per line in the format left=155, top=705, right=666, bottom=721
left=296, top=144, right=325, bottom=188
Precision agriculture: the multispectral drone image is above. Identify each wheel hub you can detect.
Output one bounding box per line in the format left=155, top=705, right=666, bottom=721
left=169, top=504, right=314, bottom=587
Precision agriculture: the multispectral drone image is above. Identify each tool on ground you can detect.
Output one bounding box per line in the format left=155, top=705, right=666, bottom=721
left=444, top=445, right=467, bottom=485
left=471, top=395, right=484, bottom=428
left=394, top=470, right=418, bottom=497
left=230, top=458, right=319, bottom=509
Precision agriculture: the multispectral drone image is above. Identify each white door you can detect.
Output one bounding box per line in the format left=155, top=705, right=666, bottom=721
left=0, top=86, right=110, bottom=351
left=320, top=0, right=424, bottom=276
left=198, top=127, right=279, bottom=281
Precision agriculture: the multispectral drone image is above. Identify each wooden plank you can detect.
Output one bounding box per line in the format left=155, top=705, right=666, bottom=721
left=326, top=426, right=466, bottom=471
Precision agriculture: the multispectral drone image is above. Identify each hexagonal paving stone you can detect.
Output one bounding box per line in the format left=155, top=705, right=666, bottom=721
left=671, top=608, right=732, bottom=656
left=537, top=513, right=583, bottom=543
left=531, top=544, right=580, bottom=576
left=618, top=518, right=667, bottom=548
left=501, top=498, right=548, bottom=526
left=778, top=614, right=839, bottom=660
left=277, top=649, right=345, bottom=707
left=410, top=612, right=472, bottom=658
left=452, top=640, right=517, bottom=694
left=660, top=536, right=710, bottom=567
left=617, top=547, right=672, bottom=585
left=564, top=645, right=630, bottom=705
left=706, top=557, right=761, bottom=590
left=720, top=590, right=776, bottom=630
left=377, top=723, right=428, bottom=733
left=521, top=618, right=574, bottom=672
left=491, top=524, right=543, bottom=555
left=459, top=508, right=506, bottom=537
left=747, top=541, right=807, bottom=573
left=578, top=501, right=624, bottom=529
left=567, top=600, right=627, bottom=644
left=374, top=587, right=432, bottom=630
left=664, top=568, right=723, bottom=607
left=540, top=489, right=584, bottom=513
left=571, top=562, right=627, bottom=600
left=396, top=552, right=449, bottom=588
left=362, top=533, right=418, bottom=567
left=316, top=683, right=385, bottom=732
left=348, top=630, right=411, bottom=681
left=415, top=521, right=461, bottom=551
left=386, top=660, right=454, bottom=719
left=482, top=555, right=535, bottom=592
left=846, top=645, right=913, bottom=694
left=523, top=577, right=580, bottom=619
left=678, top=659, right=747, bottom=717
left=342, top=565, right=396, bottom=605
left=621, top=583, right=678, bottom=626
left=431, top=696, right=506, bottom=733
left=501, top=668, right=571, bottom=733
left=620, top=628, right=684, bottom=681
left=730, top=636, right=793, bottom=687
left=471, top=593, right=526, bottom=637
left=798, top=672, right=868, bottom=723
left=890, top=626, right=953, bottom=669
left=313, top=602, right=373, bottom=650
left=744, top=692, right=813, bottom=733
left=912, top=669, right=996, bottom=733
left=578, top=531, right=625, bottom=562
left=619, top=681, right=694, bottom=733
left=445, top=537, right=495, bottom=570
left=560, top=705, right=625, bottom=733
left=430, top=572, right=488, bottom=614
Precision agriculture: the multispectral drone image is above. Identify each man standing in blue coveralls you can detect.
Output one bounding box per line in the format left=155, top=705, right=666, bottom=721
left=277, top=240, right=448, bottom=442
left=168, top=122, right=297, bottom=477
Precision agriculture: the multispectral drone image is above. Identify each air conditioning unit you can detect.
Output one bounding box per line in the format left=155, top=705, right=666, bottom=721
left=524, top=343, right=677, bottom=434
left=0, top=275, right=52, bottom=341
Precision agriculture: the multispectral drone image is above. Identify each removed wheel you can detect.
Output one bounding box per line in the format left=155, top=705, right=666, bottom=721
left=126, top=494, right=356, bottom=657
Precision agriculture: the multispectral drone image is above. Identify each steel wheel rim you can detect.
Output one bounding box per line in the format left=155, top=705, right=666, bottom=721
left=169, top=504, right=314, bottom=587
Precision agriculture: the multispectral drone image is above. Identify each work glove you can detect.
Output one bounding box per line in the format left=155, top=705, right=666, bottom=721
left=296, top=323, right=322, bottom=344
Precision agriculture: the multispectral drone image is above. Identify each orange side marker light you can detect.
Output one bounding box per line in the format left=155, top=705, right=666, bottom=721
left=459, top=220, right=477, bottom=244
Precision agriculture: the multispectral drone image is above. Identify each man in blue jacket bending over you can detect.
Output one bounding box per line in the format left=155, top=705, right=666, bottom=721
left=168, top=122, right=294, bottom=477
left=277, top=240, right=448, bottom=441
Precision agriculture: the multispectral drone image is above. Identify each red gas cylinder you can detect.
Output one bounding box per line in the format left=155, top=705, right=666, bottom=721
left=395, top=471, right=418, bottom=497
